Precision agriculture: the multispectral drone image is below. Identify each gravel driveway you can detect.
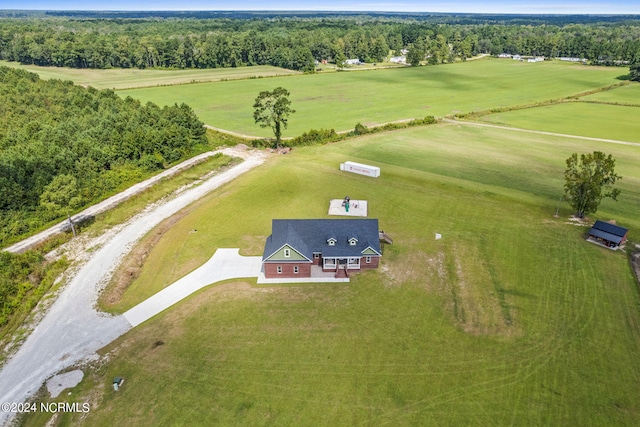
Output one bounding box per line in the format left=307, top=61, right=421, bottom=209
left=0, top=148, right=265, bottom=426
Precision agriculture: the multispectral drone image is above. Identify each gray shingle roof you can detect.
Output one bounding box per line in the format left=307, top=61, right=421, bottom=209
left=591, top=220, right=628, bottom=237
left=588, top=220, right=628, bottom=245
left=263, top=219, right=381, bottom=261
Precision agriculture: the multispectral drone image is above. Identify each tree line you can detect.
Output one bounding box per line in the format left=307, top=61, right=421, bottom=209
left=0, top=17, right=639, bottom=72
left=0, top=66, right=207, bottom=245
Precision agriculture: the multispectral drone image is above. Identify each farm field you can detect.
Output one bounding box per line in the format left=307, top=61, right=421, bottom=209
left=117, top=59, right=624, bottom=137
left=29, top=123, right=640, bottom=426
left=581, top=82, right=640, bottom=105
left=0, top=60, right=298, bottom=89
left=477, top=99, right=640, bottom=142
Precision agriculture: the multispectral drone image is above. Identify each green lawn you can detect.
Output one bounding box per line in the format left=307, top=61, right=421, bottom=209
left=117, top=59, right=624, bottom=136
left=28, top=123, right=640, bottom=426
left=0, top=60, right=298, bottom=90
left=581, top=82, right=640, bottom=105
left=477, top=100, right=640, bottom=142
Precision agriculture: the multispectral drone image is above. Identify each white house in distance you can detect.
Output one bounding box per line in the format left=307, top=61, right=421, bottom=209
left=389, top=56, right=406, bottom=64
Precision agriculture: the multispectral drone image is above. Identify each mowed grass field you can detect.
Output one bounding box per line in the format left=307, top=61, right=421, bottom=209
left=29, top=123, right=640, bottom=426
left=117, top=59, right=624, bottom=136
left=478, top=82, right=640, bottom=142
left=0, top=60, right=298, bottom=89
left=582, top=82, right=640, bottom=105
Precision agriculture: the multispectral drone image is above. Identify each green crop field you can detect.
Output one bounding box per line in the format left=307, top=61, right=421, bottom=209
left=27, top=123, right=640, bottom=426
left=117, top=59, right=624, bottom=137
left=0, top=60, right=298, bottom=90
left=477, top=100, right=640, bottom=142
left=581, top=82, right=640, bottom=105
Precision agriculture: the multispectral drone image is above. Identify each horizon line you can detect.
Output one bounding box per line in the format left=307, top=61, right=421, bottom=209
left=3, top=9, right=640, bottom=16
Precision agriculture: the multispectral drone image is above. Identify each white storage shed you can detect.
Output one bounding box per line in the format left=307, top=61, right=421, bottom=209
left=340, top=161, right=380, bottom=178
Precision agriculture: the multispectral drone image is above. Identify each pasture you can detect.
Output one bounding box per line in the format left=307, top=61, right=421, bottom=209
left=118, top=59, right=624, bottom=136
left=477, top=100, right=640, bottom=142
left=31, top=122, right=640, bottom=426
left=582, top=82, right=640, bottom=105
left=0, top=60, right=298, bottom=90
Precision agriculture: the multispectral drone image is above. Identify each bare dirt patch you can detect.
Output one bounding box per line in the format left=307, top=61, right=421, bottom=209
left=384, top=250, right=440, bottom=291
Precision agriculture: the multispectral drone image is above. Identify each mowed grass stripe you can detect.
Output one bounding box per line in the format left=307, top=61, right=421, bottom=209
left=117, top=59, right=623, bottom=136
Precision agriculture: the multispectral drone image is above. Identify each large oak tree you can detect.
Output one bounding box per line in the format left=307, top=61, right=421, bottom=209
left=563, top=151, right=621, bottom=218
left=253, top=87, right=295, bottom=149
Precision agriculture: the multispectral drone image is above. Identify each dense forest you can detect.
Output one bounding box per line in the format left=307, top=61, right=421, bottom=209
left=0, top=66, right=206, bottom=245
left=0, top=15, right=639, bottom=71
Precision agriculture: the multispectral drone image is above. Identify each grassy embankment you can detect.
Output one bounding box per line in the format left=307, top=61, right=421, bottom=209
left=24, top=118, right=640, bottom=426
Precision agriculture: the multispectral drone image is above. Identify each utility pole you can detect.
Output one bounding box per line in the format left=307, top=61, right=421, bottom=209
left=67, top=214, right=77, bottom=238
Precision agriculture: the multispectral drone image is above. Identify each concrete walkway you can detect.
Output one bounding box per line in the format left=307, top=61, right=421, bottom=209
left=124, top=249, right=262, bottom=327
left=124, top=249, right=351, bottom=327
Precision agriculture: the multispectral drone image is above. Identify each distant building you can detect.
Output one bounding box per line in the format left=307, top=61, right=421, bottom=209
left=559, top=57, right=586, bottom=62
left=498, top=53, right=512, bottom=58
left=345, top=58, right=361, bottom=65
left=587, top=220, right=629, bottom=249
left=389, top=56, right=406, bottom=64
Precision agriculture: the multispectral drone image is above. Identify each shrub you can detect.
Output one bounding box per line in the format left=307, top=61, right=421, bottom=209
left=354, top=122, right=369, bottom=135
left=290, top=129, right=341, bottom=146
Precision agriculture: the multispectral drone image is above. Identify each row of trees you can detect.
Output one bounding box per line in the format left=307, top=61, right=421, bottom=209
left=1, top=17, right=639, bottom=71
left=0, top=66, right=207, bottom=244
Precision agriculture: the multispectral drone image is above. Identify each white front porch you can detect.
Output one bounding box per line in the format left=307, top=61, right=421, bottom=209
left=323, top=257, right=361, bottom=270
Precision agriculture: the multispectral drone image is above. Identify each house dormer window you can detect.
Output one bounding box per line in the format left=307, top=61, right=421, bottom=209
left=349, top=238, right=358, bottom=246
left=327, top=238, right=337, bottom=246
left=284, top=248, right=291, bottom=258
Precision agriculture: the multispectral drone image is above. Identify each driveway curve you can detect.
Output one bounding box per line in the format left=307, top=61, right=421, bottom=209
left=124, top=249, right=262, bottom=327
left=0, top=149, right=265, bottom=426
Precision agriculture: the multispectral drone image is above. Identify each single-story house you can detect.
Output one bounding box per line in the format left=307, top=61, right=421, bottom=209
left=587, top=220, right=629, bottom=249
left=389, top=56, right=406, bottom=63
left=345, top=58, right=361, bottom=65
left=262, top=219, right=382, bottom=279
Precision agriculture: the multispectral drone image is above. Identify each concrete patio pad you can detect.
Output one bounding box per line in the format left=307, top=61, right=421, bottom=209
left=328, top=199, right=368, bottom=216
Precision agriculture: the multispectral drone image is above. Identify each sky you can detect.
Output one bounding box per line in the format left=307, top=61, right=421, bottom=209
left=2, top=1, right=640, bottom=15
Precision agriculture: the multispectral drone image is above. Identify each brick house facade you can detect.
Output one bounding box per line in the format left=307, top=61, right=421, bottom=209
left=262, top=219, right=383, bottom=279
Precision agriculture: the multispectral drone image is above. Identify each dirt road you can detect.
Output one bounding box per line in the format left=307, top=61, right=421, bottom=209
left=3, top=151, right=226, bottom=254
left=442, top=118, right=640, bottom=147
left=0, top=148, right=266, bottom=426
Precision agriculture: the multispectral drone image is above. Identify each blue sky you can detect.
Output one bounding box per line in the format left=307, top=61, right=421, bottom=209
left=2, top=1, right=640, bottom=14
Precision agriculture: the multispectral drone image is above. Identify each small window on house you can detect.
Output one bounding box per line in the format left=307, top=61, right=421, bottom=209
left=349, top=238, right=357, bottom=246
left=277, top=266, right=282, bottom=274
left=313, top=253, right=320, bottom=259
left=294, top=266, right=299, bottom=274
left=284, top=248, right=291, bottom=258
left=327, top=239, right=336, bottom=246
left=366, top=256, right=371, bottom=264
